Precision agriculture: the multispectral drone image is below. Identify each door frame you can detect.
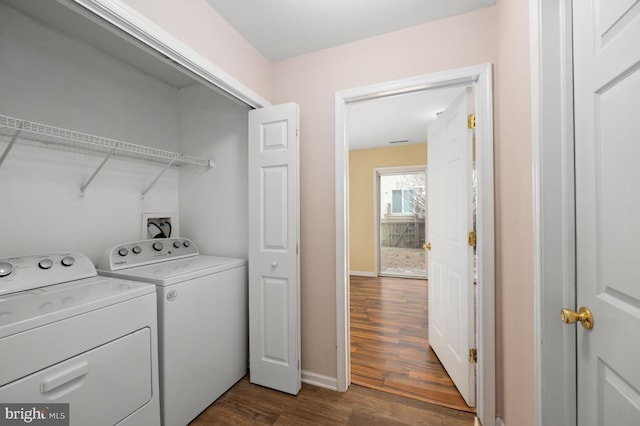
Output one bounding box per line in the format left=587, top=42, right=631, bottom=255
left=530, top=1, right=576, bottom=425
left=335, top=63, right=495, bottom=425
left=64, top=0, right=269, bottom=109
left=374, top=165, right=428, bottom=279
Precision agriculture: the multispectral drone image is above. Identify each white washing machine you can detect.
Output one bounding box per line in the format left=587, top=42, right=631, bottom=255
left=98, top=238, right=247, bottom=426
left=0, top=252, right=161, bottom=426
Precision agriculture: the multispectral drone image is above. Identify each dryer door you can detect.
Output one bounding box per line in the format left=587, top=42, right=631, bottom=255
left=0, top=328, right=153, bottom=425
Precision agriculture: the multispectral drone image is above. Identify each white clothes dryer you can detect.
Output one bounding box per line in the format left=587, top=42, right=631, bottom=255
left=0, top=252, right=161, bottom=426
left=98, top=238, right=247, bottom=426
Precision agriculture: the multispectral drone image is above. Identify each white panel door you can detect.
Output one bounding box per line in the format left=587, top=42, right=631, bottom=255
left=248, top=102, right=301, bottom=395
left=427, top=88, right=475, bottom=406
left=573, top=1, right=640, bottom=424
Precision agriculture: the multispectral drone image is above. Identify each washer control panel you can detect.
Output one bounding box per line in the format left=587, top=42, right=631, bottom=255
left=0, top=253, right=96, bottom=296
left=100, top=238, right=199, bottom=271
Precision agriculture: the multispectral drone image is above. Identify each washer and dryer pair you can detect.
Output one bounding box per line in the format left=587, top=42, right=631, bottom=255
left=0, top=238, right=247, bottom=426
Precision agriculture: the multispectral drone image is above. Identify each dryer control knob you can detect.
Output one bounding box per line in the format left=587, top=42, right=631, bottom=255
left=61, top=256, right=75, bottom=267
left=118, top=248, right=129, bottom=257
left=132, top=246, right=142, bottom=254
left=183, top=241, right=191, bottom=248
left=153, top=242, right=164, bottom=252
left=173, top=241, right=181, bottom=248
left=0, top=261, right=14, bottom=277
left=38, top=259, right=53, bottom=270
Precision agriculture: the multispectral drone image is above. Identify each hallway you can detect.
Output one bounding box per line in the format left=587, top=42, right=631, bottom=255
left=350, top=275, right=473, bottom=413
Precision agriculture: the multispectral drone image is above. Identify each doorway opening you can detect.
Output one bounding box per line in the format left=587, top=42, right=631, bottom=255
left=377, top=167, right=427, bottom=279
left=348, top=87, right=474, bottom=412
left=335, top=64, right=495, bottom=426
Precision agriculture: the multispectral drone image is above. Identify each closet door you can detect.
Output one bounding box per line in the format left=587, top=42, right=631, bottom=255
left=248, top=103, right=301, bottom=395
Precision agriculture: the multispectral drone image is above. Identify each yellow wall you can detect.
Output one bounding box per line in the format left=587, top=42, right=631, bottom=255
left=349, top=144, right=427, bottom=274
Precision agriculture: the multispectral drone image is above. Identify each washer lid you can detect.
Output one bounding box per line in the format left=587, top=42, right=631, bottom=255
left=99, top=255, right=246, bottom=286
left=0, top=276, right=155, bottom=338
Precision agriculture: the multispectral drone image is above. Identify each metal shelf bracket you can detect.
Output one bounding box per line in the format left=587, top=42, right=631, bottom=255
left=0, top=129, right=22, bottom=169
left=141, top=160, right=175, bottom=200
left=80, top=148, right=116, bottom=197
left=0, top=114, right=215, bottom=197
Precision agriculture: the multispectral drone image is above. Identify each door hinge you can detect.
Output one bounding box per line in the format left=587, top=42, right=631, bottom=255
left=296, top=127, right=299, bottom=137
left=467, top=114, right=476, bottom=129
left=468, top=231, right=477, bottom=247
left=469, top=348, right=477, bottom=364
left=296, top=243, right=299, bottom=254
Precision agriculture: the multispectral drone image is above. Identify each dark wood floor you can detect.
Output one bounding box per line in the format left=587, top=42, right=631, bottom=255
left=190, top=375, right=475, bottom=425
left=350, top=275, right=474, bottom=413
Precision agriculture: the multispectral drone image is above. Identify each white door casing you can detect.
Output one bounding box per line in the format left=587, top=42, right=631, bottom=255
left=248, top=103, right=301, bottom=395
left=427, top=88, right=475, bottom=407
left=336, top=64, right=494, bottom=426
left=573, top=1, right=640, bottom=424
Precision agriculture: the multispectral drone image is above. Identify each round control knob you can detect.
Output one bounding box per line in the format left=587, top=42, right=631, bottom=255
left=153, top=242, right=164, bottom=252
left=132, top=246, right=141, bottom=254
left=183, top=241, right=191, bottom=248
left=0, top=261, right=14, bottom=277
left=38, top=259, right=54, bottom=270
left=118, top=248, right=129, bottom=257
left=173, top=241, right=181, bottom=248
left=61, top=256, right=75, bottom=267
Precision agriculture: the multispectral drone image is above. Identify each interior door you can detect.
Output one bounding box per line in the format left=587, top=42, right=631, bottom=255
left=248, top=102, right=301, bottom=395
left=426, top=88, right=475, bottom=406
left=573, top=1, right=640, bottom=424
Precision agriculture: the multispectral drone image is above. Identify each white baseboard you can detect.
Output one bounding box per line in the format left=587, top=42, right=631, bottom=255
left=349, top=270, right=376, bottom=277
left=496, top=417, right=505, bottom=426
left=301, top=370, right=338, bottom=391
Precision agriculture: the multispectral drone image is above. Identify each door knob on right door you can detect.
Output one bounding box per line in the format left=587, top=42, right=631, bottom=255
left=561, top=306, right=594, bottom=330
left=423, top=242, right=431, bottom=251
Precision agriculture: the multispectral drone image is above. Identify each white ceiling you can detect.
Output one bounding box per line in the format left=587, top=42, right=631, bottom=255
left=347, top=86, right=467, bottom=151
left=206, top=0, right=495, bottom=62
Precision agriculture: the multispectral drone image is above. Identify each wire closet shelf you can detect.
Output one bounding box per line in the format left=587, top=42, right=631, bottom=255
left=0, top=114, right=213, bottom=167
left=0, top=114, right=214, bottom=198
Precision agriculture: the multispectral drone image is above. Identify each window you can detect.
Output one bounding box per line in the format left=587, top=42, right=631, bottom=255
left=391, top=189, right=416, bottom=214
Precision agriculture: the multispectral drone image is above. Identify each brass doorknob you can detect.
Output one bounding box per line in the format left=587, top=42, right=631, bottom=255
left=423, top=242, right=431, bottom=251
left=561, top=306, right=594, bottom=330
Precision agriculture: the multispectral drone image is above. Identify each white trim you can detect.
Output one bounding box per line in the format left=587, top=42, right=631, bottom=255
left=302, top=370, right=338, bottom=391
left=335, top=63, right=495, bottom=426
left=530, top=1, right=576, bottom=425
left=62, top=0, right=271, bottom=109
left=335, top=92, right=351, bottom=393
left=474, top=64, right=496, bottom=426
left=349, top=271, right=376, bottom=277
left=496, top=417, right=506, bottom=426
left=373, top=165, right=427, bottom=174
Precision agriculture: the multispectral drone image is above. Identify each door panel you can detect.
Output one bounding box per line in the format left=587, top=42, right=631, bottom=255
left=427, top=88, right=475, bottom=407
left=574, top=0, right=640, bottom=424
left=248, top=103, right=301, bottom=395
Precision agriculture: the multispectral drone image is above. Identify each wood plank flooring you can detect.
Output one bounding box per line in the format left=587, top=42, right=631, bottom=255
left=190, top=376, right=475, bottom=425
left=350, top=275, right=474, bottom=413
